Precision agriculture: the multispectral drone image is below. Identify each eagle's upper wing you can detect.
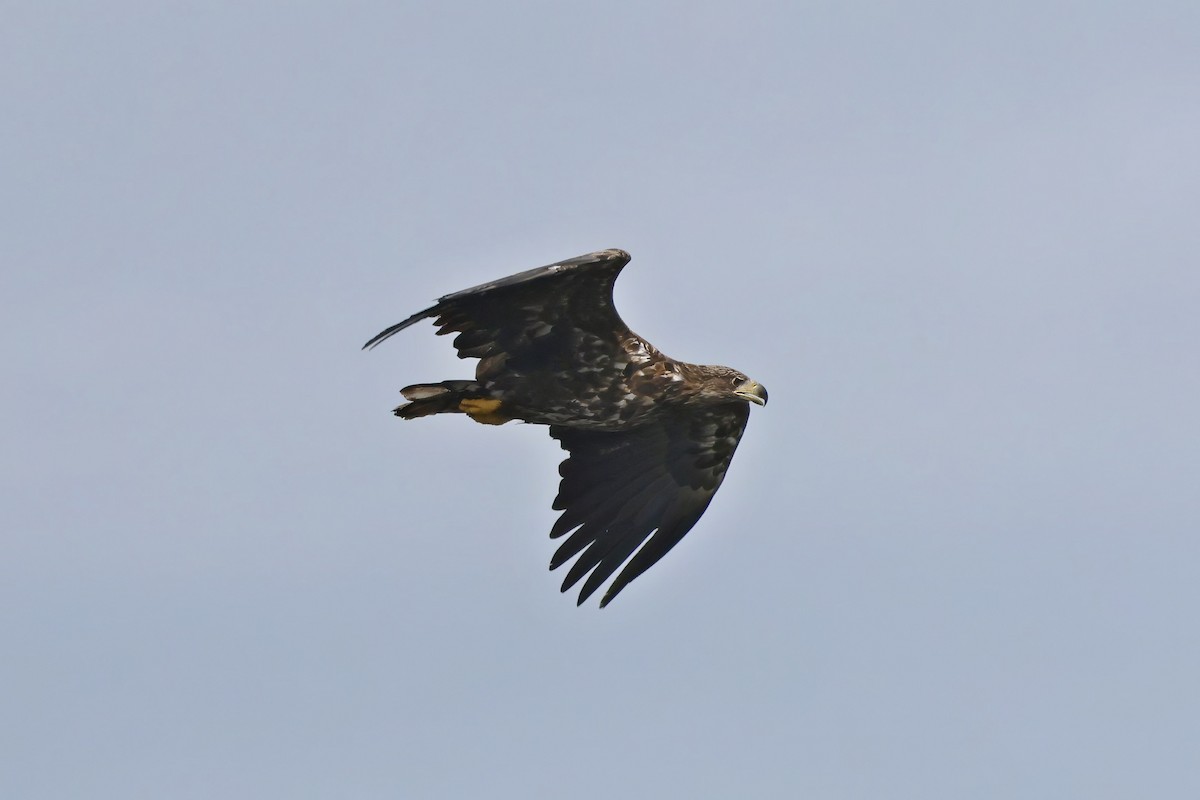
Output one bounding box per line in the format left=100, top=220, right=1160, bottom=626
left=362, top=249, right=633, bottom=362
left=548, top=403, right=752, bottom=607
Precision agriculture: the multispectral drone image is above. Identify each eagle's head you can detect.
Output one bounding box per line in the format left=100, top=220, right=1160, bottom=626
left=686, top=365, right=769, bottom=407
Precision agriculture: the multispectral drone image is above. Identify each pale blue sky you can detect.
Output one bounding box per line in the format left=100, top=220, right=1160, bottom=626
left=3, top=2, right=1199, bottom=797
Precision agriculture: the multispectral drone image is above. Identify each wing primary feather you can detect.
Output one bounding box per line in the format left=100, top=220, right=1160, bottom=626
left=362, top=307, right=435, bottom=350
left=550, top=470, right=674, bottom=568
left=557, top=475, right=676, bottom=597
left=575, top=494, right=673, bottom=605
left=600, top=503, right=710, bottom=607
left=549, top=458, right=662, bottom=538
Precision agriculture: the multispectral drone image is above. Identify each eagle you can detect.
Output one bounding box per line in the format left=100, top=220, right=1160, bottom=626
left=364, top=249, right=767, bottom=607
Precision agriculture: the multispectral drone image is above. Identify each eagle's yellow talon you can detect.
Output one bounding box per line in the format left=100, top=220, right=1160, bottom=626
left=459, top=397, right=508, bottom=425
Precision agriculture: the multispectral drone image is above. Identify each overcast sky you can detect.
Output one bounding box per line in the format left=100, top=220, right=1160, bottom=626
left=4, top=2, right=1199, bottom=798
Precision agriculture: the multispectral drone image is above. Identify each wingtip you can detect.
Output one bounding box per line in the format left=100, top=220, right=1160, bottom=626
left=560, top=582, right=588, bottom=607
left=362, top=308, right=437, bottom=351
left=362, top=329, right=395, bottom=351
left=598, top=247, right=630, bottom=262
left=556, top=567, right=617, bottom=608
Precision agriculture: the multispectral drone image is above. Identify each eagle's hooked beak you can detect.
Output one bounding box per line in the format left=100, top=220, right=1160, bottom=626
left=735, top=379, right=768, bottom=407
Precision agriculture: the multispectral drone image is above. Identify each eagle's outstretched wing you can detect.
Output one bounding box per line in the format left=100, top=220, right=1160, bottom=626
left=548, top=403, right=751, bottom=607
left=362, top=249, right=633, bottom=364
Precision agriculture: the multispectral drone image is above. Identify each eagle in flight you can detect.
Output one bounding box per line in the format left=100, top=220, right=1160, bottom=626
left=364, top=249, right=767, bottom=607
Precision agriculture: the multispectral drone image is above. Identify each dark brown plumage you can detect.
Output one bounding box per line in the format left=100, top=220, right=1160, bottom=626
left=365, top=249, right=767, bottom=607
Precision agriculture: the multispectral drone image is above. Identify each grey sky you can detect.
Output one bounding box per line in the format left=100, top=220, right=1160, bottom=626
left=4, top=2, right=1199, bottom=797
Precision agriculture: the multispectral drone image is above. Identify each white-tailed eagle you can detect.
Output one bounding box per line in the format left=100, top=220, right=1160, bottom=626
left=365, top=249, right=767, bottom=607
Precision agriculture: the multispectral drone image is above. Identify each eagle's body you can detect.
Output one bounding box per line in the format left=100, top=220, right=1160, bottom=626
left=365, top=249, right=767, bottom=607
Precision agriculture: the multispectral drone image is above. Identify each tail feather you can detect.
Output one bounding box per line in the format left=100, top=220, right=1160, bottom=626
left=394, top=380, right=482, bottom=419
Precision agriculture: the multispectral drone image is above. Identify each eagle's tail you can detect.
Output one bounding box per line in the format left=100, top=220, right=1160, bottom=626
left=394, top=380, right=509, bottom=425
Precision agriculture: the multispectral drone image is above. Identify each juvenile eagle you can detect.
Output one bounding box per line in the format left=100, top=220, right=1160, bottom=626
left=364, top=249, right=767, bottom=607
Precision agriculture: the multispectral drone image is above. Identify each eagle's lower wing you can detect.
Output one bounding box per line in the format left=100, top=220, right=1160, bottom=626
left=362, top=250, right=633, bottom=368
left=548, top=403, right=752, bottom=607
